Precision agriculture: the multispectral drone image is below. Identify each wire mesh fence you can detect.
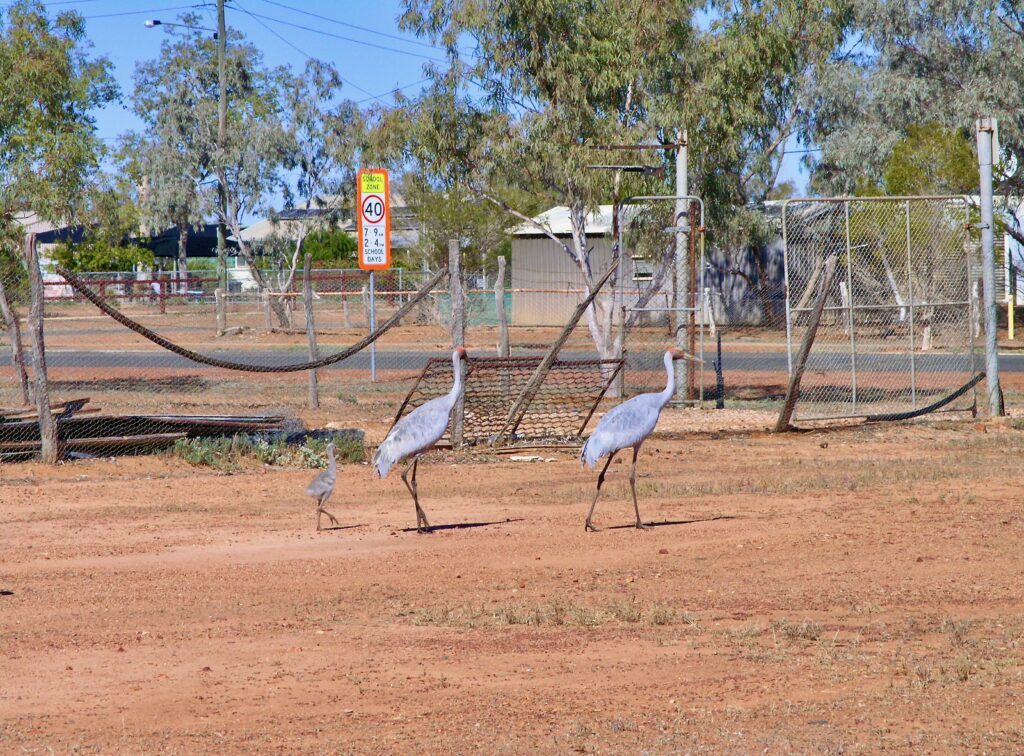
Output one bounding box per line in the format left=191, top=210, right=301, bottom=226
left=393, top=356, right=623, bottom=445
left=781, top=196, right=981, bottom=422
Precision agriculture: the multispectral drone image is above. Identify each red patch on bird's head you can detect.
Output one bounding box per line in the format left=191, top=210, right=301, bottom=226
left=455, top=346, right=468, bottom=359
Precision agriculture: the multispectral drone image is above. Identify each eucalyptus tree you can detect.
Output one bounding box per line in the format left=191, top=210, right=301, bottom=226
left=257, top=60, right=366, bottom=296
left=397, top=1, right=680, bottom=362
left=806, top=0, right=1024, bottom=242
left=131, top=16, right=222, bottom=286
left=0, top=0, right=116, bottom=457
left=396, top=0, right=851, bottom=354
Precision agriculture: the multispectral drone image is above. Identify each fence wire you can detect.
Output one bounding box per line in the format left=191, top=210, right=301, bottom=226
left=782, top=196, right=980, bottom=421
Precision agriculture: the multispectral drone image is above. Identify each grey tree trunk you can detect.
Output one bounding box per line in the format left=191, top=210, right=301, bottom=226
left=303, top=253, right=319, bottom=409
left=0, top=273, right=31, bottom=405
left=177, top=223, right=189, bottom=294
left=24, top=234, right=58, bottom=463
left=215, top=288, right=226, bottom=336
left=495, top=255, right=509, bottom=358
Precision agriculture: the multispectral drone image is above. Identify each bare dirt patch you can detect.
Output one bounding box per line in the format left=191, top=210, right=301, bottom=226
left=2, top=412, right=1024, bottom=752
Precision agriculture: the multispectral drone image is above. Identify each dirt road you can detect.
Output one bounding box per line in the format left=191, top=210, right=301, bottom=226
left=2, top=412, right=1023, bottom=752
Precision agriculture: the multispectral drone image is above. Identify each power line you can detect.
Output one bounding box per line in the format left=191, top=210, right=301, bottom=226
left=83, top=5, right=208, bottom=20
left=231, top=1, right=379, bottom=101
left=251, top=0, right=444, bottom=52
left=239, top=8, right=448, bottom=62
left=355, top=77, right=432, bottom=105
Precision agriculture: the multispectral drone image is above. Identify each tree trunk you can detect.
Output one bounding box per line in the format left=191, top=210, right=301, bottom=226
left=495, top=256, right=509, bottom=358
left=177, top=223, right=189, bottom=295
left=303, top=252, right=319, bottom=409
left=567, top=196, right=613, bottom=361
left=878, top=246, right=907, bottom=322
left=215, top=288, right=226, bottom=336
left=0, top=273, right=31, bottom=405
left=24, top=234, right=58, bottom=463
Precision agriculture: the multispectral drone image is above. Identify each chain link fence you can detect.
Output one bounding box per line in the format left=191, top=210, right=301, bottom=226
left=782, top=196, right=981, bottom=422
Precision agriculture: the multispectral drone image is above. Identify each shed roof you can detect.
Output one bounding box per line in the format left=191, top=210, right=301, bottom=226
left=512, top=205, right=614, bottom=237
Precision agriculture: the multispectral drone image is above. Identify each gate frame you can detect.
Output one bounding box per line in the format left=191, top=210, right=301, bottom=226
left=781, top=194, right=979, bottom=422
left=617, top=194, right=707, bottom=405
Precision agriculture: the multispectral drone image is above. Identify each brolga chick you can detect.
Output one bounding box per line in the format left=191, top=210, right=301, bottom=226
left=580, top=346, right=702, bottom=531
left=372, top=347, right=468, bottom=532
left=306, top=442, right=340, bottom=532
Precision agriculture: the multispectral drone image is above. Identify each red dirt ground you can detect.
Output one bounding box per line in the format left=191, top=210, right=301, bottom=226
left=2, top=409, right=1024, bottom=753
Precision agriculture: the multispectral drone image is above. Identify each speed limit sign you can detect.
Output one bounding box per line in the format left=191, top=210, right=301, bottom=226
left=357, top=168, right=390, bottom=270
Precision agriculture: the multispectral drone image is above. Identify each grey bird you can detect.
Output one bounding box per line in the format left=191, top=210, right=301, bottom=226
left=306, top=442, right=341, bottom=531
left=372, top=347, right=468, bottom=532
left=580, top=346, right=702, bottom=531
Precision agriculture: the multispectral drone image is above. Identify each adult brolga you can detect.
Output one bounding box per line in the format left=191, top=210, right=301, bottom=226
left=580, top=346, right=702, bottom=531
left=373, top=347, right=468, bottom=532
left=306, top=442, right=340, bottom=532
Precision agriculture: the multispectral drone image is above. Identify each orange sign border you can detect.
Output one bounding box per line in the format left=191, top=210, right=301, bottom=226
left=356, top=168, right=391, bottom=271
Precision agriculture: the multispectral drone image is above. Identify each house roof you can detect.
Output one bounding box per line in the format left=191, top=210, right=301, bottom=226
left=512, top=205, right=615, bottom=237
left=144, top=224, right=239, bottom=258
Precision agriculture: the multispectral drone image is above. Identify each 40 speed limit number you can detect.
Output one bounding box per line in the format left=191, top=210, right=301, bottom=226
left=357, top=168, right=390, bottom=270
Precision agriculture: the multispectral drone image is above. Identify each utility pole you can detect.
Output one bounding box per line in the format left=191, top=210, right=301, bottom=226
left=674, top=128, right=689, bottom=403
left=215, top=0, right=228, bottom=324
left=976, top=117, right=1004, bottom=417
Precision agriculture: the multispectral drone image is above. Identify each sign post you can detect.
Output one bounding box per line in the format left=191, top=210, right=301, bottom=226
left=357, top=168, right=390, bottom=382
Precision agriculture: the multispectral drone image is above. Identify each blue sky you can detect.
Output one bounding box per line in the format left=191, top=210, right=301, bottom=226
left=30, top=0, right=810, bottom=198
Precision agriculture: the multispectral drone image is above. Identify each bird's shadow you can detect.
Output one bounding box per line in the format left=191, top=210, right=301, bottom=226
left=400, top=517, right=525, bottom=533
left=319, top=523, right=364, bottom=532
left=607, top=515, right=737, bottom=530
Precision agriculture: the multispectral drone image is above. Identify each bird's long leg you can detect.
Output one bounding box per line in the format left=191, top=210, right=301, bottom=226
left=630, top=444, right=651, bottom=530
left=585, top=451, right=617, bottom=532
left=400, top=459, right=419, bottom=528
left=410, top=457, right=431, bottom=533
left=319, top=492, right=340, bottom=528
left=316, top=505, right=322, bottom=532
left=401, top=458, right=431, bottom=533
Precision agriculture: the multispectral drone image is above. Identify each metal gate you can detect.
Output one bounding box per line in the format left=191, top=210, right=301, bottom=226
left=616, top=195, right=708, bottom=403
left=782, top=196, right=981, bottom=422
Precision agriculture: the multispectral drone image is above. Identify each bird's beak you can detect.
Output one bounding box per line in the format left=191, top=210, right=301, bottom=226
left=672, top=349, right=704, bottom=364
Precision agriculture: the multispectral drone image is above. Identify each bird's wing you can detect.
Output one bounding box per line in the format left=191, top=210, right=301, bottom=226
left=373, top=396, right=452, bottom=476
left=305, top=466, right=336, bottom=496
left=581, top=395, right=662, bottom=466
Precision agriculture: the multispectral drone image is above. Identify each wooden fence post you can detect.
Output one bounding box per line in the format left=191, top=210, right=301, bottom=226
left=24, top=234, right=58, bottom=463
left=303, top=253, right=319, bottom=409
left=495, top=256, right=509, bottom=358
left=775, top=254, right=838, bottom=432
left=449, top=239, right=465, bottom=446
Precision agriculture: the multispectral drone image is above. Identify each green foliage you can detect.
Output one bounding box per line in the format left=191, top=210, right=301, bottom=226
left=0, top=0, right=116, bottom=232
left=50, top=240, right=153, bottom=273
left=304, top=228, right=358, bottom=265
left=400, top=175, right=540, bottom=271
left=882, top=124, right=977, bottom=195
left=172, top=434, right=364, bottom=472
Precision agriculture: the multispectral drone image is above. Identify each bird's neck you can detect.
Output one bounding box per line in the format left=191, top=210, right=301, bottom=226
left=447, top=355, right=464, bottom=409
left=659, top=352, right=676, bottom=407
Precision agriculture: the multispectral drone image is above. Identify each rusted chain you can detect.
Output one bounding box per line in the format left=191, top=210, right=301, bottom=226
left=55, top=265, right=448, bottom=373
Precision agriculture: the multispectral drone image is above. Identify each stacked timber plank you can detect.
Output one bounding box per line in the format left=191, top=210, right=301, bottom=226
left=0, top=398, right=287, bottom=460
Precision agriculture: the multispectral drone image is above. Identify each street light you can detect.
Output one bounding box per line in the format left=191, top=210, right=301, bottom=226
left=143, top=19, right=218, bottom=38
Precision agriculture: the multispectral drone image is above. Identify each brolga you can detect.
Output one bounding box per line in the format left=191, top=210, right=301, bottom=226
left=580, top=346, right=702, bottom=531
left=306, top=442, right=340, bottom=532
left=372, top=347, right=468, bottom=532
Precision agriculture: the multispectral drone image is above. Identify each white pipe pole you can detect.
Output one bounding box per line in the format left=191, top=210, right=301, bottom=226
left=674, top=128, right=689, bottom=403
left=976, top=117, right=1004, bottom=416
